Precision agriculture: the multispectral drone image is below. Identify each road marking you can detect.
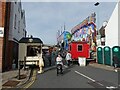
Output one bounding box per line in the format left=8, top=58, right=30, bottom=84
left=97, top=82, right=104, bottom=86
left=106, top=86, right=118, bottom=89
left=75, top=70, right=95, bottom=82
left=75, top=70, right=118, bottom=89
left=21, top=69, right=37, bottom=90
left=75, top=70, right=105, bottom=87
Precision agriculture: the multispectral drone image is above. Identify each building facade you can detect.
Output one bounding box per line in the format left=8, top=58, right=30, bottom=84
left=105, top=2, right=119, bottom=47
left=0, top=0, right=26, bottom=72
left=96, top=2, right=120, bottom=66
left=0, top=0, right=6, bottom=73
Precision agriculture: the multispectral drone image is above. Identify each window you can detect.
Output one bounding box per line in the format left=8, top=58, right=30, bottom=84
left=14, top=14, right=17, bottom=29
left=78, top=45, right=82, bottom=52
left=18, top=21, right=20, bottom=33
left=17, top=2, right=21, bottom=13
left=27, top=46, right=41, bottom=56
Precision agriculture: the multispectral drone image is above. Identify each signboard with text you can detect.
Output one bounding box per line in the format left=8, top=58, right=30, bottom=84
left=0, top=27, right=4, bottom=37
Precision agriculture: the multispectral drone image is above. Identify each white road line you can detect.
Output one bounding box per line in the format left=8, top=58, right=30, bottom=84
left=97, top=82, right=104, bottom=86
left=75, top=70, right=105, bottom=87
left=75, top=70, right=118, bottom=89
left=106, top=86, right=118, bottom=89
left=75, top=70, right=95, bottom=82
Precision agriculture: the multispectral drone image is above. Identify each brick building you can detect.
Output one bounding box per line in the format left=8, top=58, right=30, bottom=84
left=0, top=0, right=6, bottom=73
left=0, top=0, right=26, bottom=72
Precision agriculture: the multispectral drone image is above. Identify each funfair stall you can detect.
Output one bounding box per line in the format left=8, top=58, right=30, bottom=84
left=69, top=13, right=97, bottom=62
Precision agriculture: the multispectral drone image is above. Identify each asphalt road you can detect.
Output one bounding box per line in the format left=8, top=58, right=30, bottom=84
left=28, top=65, right=118, bottom=89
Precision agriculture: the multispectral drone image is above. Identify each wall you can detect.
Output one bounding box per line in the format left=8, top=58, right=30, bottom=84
left=0, top=1, right=6, bottom=27
left=118, top=1, right=120, bottom=46
left=9, top=2, right=26, bottom=42
left=7, top=1, right=26, bottom=71
left=0, top=1, right=6, bottom=72
left=105, top=3, right=118, bottom=47
left=0, top=37, right=3, bottom=72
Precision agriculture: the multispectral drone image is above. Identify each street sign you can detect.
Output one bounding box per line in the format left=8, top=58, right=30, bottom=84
left=0, top=27, right=4, bottom=37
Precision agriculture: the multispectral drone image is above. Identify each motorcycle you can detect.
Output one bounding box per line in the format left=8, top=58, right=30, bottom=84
left=56, top=61, right=63, bottom=76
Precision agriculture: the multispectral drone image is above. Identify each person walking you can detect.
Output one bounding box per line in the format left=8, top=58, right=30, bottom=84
left=38, top=54, right=44, bottom=74
left=65, top=51, right=72, bottom=67
left=113, top=55, right=118, bottom=72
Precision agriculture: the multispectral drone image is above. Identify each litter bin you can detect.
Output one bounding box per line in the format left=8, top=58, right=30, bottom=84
left=78, top=57, right=86, bottom=66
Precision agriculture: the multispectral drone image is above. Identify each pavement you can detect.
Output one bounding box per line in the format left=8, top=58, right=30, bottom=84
left=1, top=65, right=56, bottom=89
left=88, top=62, right=120, bottom=72
left=2, top=68, right=31, bottom=89
left=1, top=62, right=119, bottom=89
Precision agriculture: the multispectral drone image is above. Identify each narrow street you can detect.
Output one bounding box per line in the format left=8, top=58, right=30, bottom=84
left=1, top=1, right=120, bottom=90
left=28, top=65, right=118, bottom=88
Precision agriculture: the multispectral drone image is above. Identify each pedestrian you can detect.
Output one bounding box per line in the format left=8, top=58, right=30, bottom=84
left=48, top=52, right=51, bottom=66
left=112, top=55, right=118, bottom=72
left=65, top=51, right=72, bottom=66
left=38, top=54, right=44, bottom=73
left=51, top=49, right=56, bottom=65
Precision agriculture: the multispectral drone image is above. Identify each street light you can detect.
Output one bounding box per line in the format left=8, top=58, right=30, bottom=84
left=94, top=2, right=101, bottom=46
left=94, top=2, right=100, bottom=6
left=94, top=2, right=100, bottom=30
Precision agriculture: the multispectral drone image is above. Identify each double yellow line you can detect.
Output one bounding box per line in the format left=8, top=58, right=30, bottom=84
left=21, top=69, right=37, bottom=90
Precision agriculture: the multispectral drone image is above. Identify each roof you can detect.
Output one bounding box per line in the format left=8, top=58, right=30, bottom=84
left=70, top=41, right=88, bottom=44
left=19, top=37, right=43, bottom=44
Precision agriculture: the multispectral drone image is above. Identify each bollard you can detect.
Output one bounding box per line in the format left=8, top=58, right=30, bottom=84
left=18, top=61, right=20, bottom=80
left=24, top=57, right=26, bottom=70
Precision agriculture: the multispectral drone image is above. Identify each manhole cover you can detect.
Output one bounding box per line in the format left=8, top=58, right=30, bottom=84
left=2, top=80, right=20, bottom=87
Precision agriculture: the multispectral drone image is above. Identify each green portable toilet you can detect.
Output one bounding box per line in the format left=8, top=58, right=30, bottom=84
left=112, top=46, right=120, bottom=67
left=104, top=46, right=111, bottom=66
left=97, top=47, right=103, bottom=64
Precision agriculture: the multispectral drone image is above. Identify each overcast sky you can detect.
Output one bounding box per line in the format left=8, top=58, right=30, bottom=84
left=21, top=1, right=117, bottom=45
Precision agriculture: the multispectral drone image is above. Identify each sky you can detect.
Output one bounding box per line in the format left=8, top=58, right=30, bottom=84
left=21, top=1, right=117, bottom=45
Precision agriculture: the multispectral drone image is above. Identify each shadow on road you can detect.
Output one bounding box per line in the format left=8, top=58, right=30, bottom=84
left=62, top=69, right=71, bottom=76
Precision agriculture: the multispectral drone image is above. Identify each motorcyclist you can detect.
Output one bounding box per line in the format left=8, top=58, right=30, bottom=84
left=56, top=54, right=63, bottom=75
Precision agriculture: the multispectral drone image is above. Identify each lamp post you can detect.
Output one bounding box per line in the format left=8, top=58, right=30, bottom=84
left=94, top=2, right=101, bottom=46
left=94, top=2, right=100, bottom=29
left=18, top=60, right=20, bottom=80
